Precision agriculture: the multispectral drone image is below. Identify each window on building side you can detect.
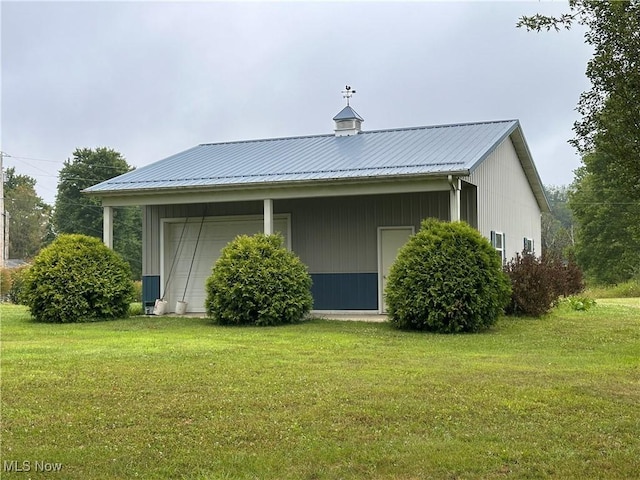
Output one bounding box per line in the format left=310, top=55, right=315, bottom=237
left=491, top=231, right=505, bottom=263
left=524, top=237, right=534, bottom=254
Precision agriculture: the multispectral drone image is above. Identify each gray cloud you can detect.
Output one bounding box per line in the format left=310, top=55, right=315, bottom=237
left=2, top=1, right=593, bottom=204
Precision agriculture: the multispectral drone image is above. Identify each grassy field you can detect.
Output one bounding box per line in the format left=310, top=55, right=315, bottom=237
left=1, top=302, right=638, bottom=479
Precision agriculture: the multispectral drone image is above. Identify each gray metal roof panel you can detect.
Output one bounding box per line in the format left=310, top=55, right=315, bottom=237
left=85, top=120, right=519, bottom=193
left=332, top=106, right=364, bottom=121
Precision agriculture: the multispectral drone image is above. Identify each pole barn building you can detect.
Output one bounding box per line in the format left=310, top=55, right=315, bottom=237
left=86, top=103, right=549, bottom=314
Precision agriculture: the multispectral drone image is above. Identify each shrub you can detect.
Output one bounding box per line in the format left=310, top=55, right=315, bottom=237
left=7, top=265, right=31, bottom=305
left=205, top=233, right=313, bottom=326
left=546, top=253, right=585, bottom=298
left=504, top=252, right=556, bottom=317
left=564, top=295, right=597, bottom=311
left=22, top=234, right=135, bottom=323
left=129, top=302, right=145, bottom=316
left=132, top=280, right=143, bottom=302
left=504, top=252, right=586, bottom=317
left=0, top=268, right=11, bottom=300
left=386, top=219, right=511, bottom=333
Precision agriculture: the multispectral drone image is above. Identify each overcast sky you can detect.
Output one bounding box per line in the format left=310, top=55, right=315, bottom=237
left=2, top=1, right=593, bottom=205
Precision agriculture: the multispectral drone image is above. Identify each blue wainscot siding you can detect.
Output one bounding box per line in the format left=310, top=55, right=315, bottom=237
left=310, top=273, right=378, bottom=310
left=142, top=275, right=161, bottom=314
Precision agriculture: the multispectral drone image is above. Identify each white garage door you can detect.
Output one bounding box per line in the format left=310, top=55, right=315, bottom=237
left=162, top=215, right=290, bottom=313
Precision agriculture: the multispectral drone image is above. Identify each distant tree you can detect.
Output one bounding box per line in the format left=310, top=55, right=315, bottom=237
left=541, top=185, right=575, bottom=259
left=53, top=148, right=142, bottom=279
left=3, top=167, right=52, bottom=259
left=569, top=152, right=640, bottom=283
left=519, top=1, right=640, bottom=283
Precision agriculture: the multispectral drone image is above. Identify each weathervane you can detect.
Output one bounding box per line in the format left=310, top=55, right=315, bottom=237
left=342, top=85, right=356, bottom=106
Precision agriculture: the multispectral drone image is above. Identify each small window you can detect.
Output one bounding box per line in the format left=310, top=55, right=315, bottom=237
left=491, top=231, right=506, bottom=262
left=524, top=237, right=534, bottom=254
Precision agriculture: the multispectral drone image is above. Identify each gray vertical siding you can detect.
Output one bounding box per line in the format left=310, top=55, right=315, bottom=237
left=142, top=206, right=159, bottom=276
left=278, top=191, right=448, bottom=309
left=465, top=137, right=542, bottom=258
left=277, top=191, right=449, bottom=274
left=142, top=191, right=449, bottom=309
left=144, top=192, right=448, bottom=276
left=460, top=181, right=478, bottom=228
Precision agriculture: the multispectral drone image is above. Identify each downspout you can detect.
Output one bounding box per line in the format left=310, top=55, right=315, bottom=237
left=448, top=175, right=461, bottom=222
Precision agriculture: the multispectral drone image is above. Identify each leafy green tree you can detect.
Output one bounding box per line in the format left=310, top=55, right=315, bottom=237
left=541, top=185, right=575, bottom=259
left=570, top=153, right=640, bottom=283
left=53, top=148, right=142, bottom=279
left=519, top=1, right=640, bottom=283
left=3, top=167, right=52, bottom=259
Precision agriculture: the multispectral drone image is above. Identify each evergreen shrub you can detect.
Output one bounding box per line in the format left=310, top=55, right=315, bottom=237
left=0, top=268, right=11, bottom=301
left=6, top=266, right=31, bottom=305
left=22, top=234, right=135, bottom=323
left=205, top=233, right=313, bottom=326
left=386, top=219, right=511, bottom=333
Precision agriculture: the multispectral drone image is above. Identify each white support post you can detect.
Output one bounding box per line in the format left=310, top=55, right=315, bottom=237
left=263, top=198, right=274, bottom=235
left=103, top=206, right=114, bottom=248
left=449, top=176, right=461, bottom=222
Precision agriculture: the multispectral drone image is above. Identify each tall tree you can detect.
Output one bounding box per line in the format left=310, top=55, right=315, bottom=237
left=541, top=185, right=575, bottom=259
left=53, top=148, right=142, bottom=279
left=570, top=152, right=640, bottom=283
left=3, top=167, right=52, bottom=259
left=519, top=1, right=640, bottom=283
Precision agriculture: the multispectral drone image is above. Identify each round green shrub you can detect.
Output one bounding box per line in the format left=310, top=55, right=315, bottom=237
left=0, top=268, right=11, bottom=299
left=386, top=219, right=511, bottom=333
left=205, top=233, right=313, bottom=326
left=22, top=234, right=135, bottom=323
left=7, top=265, right=31, bottom=305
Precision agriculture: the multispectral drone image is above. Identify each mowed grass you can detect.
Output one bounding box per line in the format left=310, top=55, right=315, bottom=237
left=1, top=303, right=638, bottom=479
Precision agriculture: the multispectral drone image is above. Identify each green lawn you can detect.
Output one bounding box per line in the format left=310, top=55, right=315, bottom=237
left=1, top=302, right=638, bottom=479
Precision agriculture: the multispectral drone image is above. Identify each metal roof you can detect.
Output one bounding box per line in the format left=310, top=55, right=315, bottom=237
left=85, top=120, right=527, bottom=195
left=333, top=106, right=364, bottom=121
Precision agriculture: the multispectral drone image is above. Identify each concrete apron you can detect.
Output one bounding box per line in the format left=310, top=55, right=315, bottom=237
left=154, top=312, right=388, bottom=323
left=313, top=313, right=388, bottom=323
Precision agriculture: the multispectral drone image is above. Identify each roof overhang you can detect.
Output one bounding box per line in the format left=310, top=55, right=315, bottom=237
left=88, top=173, right=464, bottom=207
left=465, top=121, right=550, bottom=213
left=508, top=126, right=551, bottom=213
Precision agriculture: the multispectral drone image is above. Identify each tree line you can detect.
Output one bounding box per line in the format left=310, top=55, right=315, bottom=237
left=519, top=0, right=639, bottom=284
left=4, top=148, right=142, bottom=279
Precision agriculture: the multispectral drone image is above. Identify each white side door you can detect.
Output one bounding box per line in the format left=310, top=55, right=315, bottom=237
left=378, top=227, right=414, bottom=313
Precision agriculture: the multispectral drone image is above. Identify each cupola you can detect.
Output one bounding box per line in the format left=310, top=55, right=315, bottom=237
left=333, top=85, right=363, bottom=136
